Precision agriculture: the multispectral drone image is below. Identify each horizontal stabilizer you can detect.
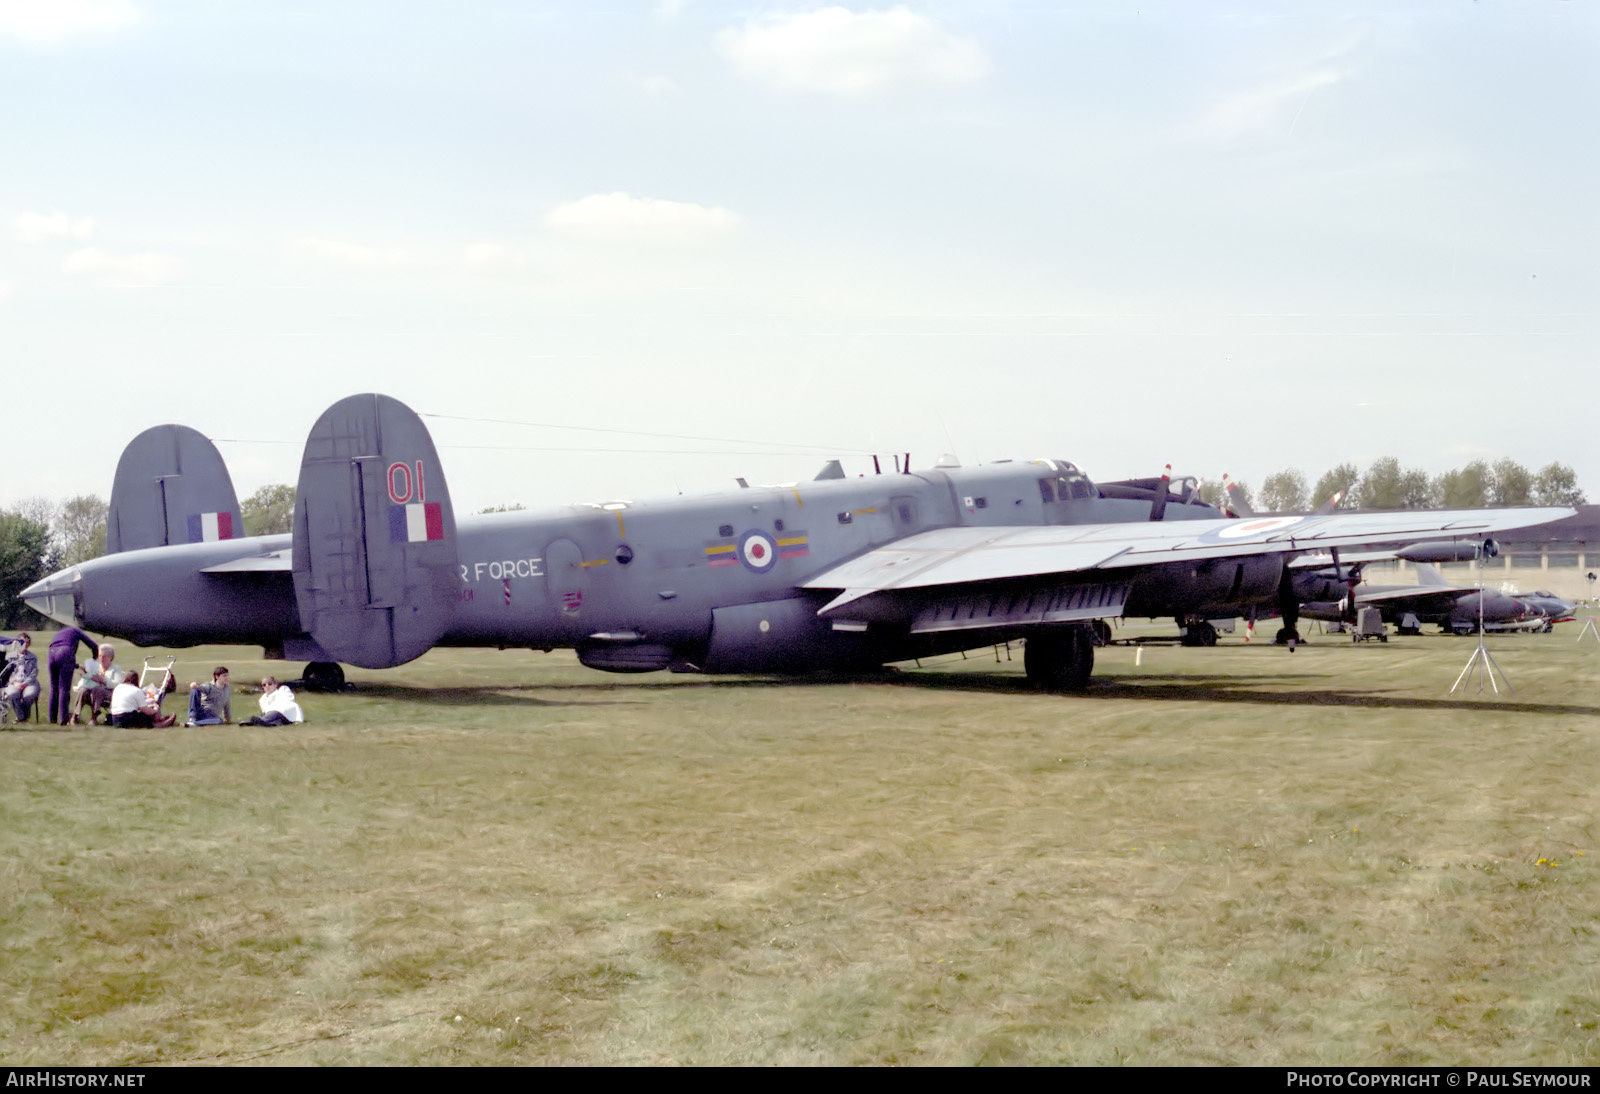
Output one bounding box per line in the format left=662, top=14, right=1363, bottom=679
left=200, top=550, right=293, bottom=573
left=291, top=393, right=460, bottom=669
left=107, top=425, right=242, bottom=553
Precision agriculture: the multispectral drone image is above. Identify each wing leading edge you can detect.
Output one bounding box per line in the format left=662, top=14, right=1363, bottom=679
left=802, top=507, right=1572, bottom=618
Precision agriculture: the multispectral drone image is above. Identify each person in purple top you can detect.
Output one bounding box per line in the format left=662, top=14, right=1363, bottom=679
left=47, top=627, right=99, bottom=725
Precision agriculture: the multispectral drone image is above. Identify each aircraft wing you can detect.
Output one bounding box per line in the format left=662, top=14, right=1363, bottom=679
left=803, top=507, right=1570, bottom=616
left=1353, top=585, right=1478, bottom=606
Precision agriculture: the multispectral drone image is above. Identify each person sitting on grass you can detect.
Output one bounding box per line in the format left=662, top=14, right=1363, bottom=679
left=241, top=677, right=304, bottom=727
left=186, top=666, right=232, bottom=726
left=108, top=675, right=176, bottom=729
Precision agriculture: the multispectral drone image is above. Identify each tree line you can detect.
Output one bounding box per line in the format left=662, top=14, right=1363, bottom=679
left=1212, top=459, right=1585, bottom=513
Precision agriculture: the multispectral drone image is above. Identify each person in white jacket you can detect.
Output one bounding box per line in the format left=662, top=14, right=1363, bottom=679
left=241, top=677, right=305, bottom=726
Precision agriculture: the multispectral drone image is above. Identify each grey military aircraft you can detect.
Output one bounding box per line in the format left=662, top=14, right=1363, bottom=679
left=20, top=394, right=1573, bottom=691
left=1299, top=562, right=1542, bottom=636
left=1499, top=587, right=1577, bottom=632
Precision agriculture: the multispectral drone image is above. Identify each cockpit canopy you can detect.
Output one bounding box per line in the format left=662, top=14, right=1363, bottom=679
left=1035, top=459, right=1096, bottom=503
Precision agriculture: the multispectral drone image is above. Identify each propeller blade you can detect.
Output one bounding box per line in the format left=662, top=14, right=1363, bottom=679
left=1149, top=463, right=1171, bottom=521
left=1222, top=473, right=1254, bottom=518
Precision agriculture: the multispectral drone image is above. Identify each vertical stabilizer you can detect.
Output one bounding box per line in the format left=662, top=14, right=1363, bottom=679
left=1414, top=563, right=1449, bottom=587
left=291, top=394, right=460, bottom=669
left=106, top=425, right=242, bottom=553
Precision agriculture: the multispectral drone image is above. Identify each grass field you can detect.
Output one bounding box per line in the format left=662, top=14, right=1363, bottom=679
left=3, top=627, right=1598, bottom=1065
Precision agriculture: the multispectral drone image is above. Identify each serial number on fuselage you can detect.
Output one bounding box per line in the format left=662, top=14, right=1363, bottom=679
left=460, top=558, right=545, bottom=582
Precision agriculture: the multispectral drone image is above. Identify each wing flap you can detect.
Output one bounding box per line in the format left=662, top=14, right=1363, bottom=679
left=907, top=581, right=1130, bottom=634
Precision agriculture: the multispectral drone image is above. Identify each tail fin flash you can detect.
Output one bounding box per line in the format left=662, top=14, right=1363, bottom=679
left=291, top=394, right=460, bottom=669
left=106, top=425, right=242, bottom=554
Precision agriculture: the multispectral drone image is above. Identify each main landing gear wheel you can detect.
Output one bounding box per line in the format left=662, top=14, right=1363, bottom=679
left=1024, top=626, right=1095, bottom=692
left=1180, top=620, right=1217, bottom=647
left=302, top=661, right=345, bottom=692
left=1091, top=619, right=1113, bottom=646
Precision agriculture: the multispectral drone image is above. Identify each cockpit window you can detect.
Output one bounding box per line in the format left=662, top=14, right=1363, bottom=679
left=1038, top=478, right=1057, bottom=504
left=1055, top=461, right=1094, bottom=501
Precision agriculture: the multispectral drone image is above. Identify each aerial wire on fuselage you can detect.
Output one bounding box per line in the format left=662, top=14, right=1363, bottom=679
left=212, top=412, right=881, bottom=459
left=210, top=440, right=872, bottom=458
left=417, top=411, right=879, bottom=456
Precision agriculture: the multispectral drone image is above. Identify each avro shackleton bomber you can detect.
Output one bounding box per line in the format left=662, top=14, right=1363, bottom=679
left=22, top=394, right=1571, bottom=691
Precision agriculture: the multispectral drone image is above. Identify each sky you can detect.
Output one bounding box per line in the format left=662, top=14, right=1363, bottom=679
left=3, top=0, right=1596, bottom=515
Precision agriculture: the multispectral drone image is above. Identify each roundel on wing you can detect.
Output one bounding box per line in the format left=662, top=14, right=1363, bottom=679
left=1200, top=515, right=1307, bottom=543
left=739, top=529, right=778, bottom=573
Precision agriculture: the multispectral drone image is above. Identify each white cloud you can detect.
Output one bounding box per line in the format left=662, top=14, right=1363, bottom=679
left=61, top=246, right=182, bottom=288
left=286, top=235, right=414, bottom=269
left=0, top=0, right=140, bottom=45
left=1196, top=67, right=1347, bottom=143
left=715, top=6, right=986, bottom=96
left=15, top=210, right=94, bottom=243
left=464, top=242, right=529, bottom=274
left=0, top=281, right=14, bottom=302
left=544, top=193, right=741, bottom=244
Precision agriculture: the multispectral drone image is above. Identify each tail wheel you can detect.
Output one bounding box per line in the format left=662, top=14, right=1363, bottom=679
left=303, top=661, right=345, bottom=692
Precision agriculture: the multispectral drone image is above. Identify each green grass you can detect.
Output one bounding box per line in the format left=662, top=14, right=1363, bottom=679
left=2, top=627, right=1598, bottom=1064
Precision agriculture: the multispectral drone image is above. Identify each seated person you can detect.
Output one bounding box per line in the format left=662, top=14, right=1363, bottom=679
left=241, top=677, right=304, bottom=726
left=186, top=666, right=232, bottom=726
left=1, top=634, right=40, bottom=722
left=108, top=675, right=176, bottom=729
left=73, top=645, right=124, bottom=725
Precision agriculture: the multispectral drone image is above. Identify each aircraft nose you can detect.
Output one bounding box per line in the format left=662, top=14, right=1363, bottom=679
left=21, top=568, right=78, bottom=627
